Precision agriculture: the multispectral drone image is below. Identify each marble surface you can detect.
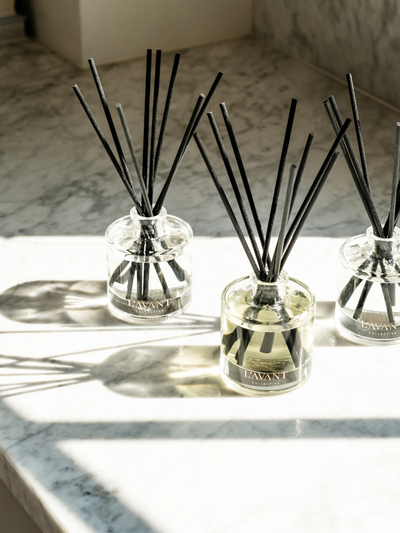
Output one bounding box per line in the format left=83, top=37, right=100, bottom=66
left=1, top=36, right=400, bottom=533
left=253, top=0, right=400, bottom=110
left=2, top=235, right=400, bottom=533
left=0, top=36, right=399, bottom=240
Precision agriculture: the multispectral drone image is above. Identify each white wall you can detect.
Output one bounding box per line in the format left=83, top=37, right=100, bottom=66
left=31, top=0, right=252, bottom=68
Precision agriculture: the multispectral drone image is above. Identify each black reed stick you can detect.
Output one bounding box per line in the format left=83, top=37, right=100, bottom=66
left=328, top=95, right=367, bottom=196
left=290, top=133, right=314, bottom=214
left=262, top=99, right=297, bottom=264
left=116, top=103, right=183, bottom=299
left=126, top=263, right=136, bottom=300
left=87, top=59, right=136, bottom=195
left=280, top=151, right=341, bottom=271
left=269, top=164, right=297, bottom=282
left=384, top=177, right=400, bottom=234
left=137, top=52, right=152, bottom=304
left=154, top=263, right=171, bottom=299
left=207, top=111, right=267, bottom=279
left=388, top=122, right=400, bottom=238
left=142, top=49, right=152, bottom=193
left=116, top=103, right=153, bottom=216
left=324, top=99, right=383, bottom=237
left=115, top=102, right=185, bottom=289
left=153, top=53, right=180, bottom=183
left=72, top=84, right=143, bottom=213
left=185, top=72, right=223, bottom=150
left=283, top=118, right=351, bottom=255
left=110, top=260, right=130, bottom=286
left=194, top=132, right=261, bottom=279
left=153, top=93, right=205, bottom=214
left=153, top=72, right=223, bottom=214
left=346, top=74, right=372, bottom=192
left=219, top=102, right=266, bottom=252
left=382, top=166, right=400, bottom=235
left=149, top=50, right=162, bottom=204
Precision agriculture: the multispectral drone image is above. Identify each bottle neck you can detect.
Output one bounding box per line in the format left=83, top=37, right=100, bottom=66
left=131, top=206, right=167, bottom=239
left=250, top=270, right=288, bottom=307
left=367, top=226, right=400, bottom=261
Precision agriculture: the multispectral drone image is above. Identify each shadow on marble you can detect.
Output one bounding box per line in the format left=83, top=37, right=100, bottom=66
left=3, top=396, right=400, bottom=533
left=0, top=280, right=351, bottom=347
left=0, top=281, right=355, bottom=401
left=0, top=279, right=126, bottom=327
left=98, top=345, right=237, bottom=398
left=0, top=344, right=239, bottom=399
left=0, top=408, right=162, bottom=533
left=0, top=279, right=218, bottom=331
left=314, top=300, right=354, bottom=347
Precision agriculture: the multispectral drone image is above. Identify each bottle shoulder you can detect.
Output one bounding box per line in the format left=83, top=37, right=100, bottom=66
left=105, top=214, right=192, bottom=259
left=339, top=232, right=400, bottom=281
left=222, top=275, right=315, bottom=329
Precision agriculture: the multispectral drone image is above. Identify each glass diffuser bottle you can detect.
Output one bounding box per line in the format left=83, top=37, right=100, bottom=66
left=324, top=74, right=400, bottom=345
left=336, top=226, right=400, bottom=344
left=221, top=271, right=315, bottom=394
left=195, top=98, right=349, bottom=395
left=106, top=207, right=192, bottom=322
left=73, top=51, right=222, bottom=323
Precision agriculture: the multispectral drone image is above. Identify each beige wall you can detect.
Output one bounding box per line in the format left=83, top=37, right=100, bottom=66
left=0, top=0, right=14, bottom=17
left=32, top=0, right=252, bottom=68
left=31, top=0, right=82, bottom=66
left=0, top=478, right=42, bottom=533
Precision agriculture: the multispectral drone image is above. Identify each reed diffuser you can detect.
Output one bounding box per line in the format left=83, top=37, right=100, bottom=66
left=195, top=100, right=350, bottom=395
left=325, top=74, right=400, bottom=344
left=73, top=50, right=222, bottom=322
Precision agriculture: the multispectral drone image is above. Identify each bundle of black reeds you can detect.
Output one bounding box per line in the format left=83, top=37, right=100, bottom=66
left=195, top=99, right=350, bottom=368
left=73, top=50, right=222, bottom=303
left=325, top=74, right=400, bottom=323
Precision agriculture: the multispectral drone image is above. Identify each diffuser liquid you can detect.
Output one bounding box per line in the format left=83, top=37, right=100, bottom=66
left=220, top=274, right=315, bottom=395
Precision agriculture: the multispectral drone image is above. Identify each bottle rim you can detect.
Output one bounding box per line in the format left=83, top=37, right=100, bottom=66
left=130, top=206, right=167, bottom=222
left=366, top=225, right=400, bottom=244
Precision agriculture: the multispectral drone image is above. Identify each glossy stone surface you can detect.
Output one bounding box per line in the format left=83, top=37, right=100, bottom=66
left=1, top=36, right=400, bottom=533
left=253, top=0, right=400, bottom=109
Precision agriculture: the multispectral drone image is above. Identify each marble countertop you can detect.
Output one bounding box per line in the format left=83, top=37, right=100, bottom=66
left=1, top=36, right=400, bottom=533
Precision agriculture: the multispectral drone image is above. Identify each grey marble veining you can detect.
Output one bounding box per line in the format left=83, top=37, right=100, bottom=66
left=2, top=235, right=400, bottom=533
left=2, top=35, right=400, bottom=533
left=253, top=0, right=400, bottom=109
left=1, top=37, right=399, bottom=241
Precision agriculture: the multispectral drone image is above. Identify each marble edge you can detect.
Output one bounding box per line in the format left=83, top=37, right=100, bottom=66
left=0, top=448, right=64, bottom=533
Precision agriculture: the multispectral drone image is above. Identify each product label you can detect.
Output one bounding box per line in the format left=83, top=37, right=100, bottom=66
left=111, top=294, right=180, bottom=317
left=340, top=313, right=400, bottom=340
left=220, top=352, right=311, bottom=391
left=130, top=297, right=173, bottom=311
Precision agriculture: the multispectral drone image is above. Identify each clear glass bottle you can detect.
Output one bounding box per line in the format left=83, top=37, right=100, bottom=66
left=105, top=207, right=192, bottom=322
left=220, top=271, right=315, bottom=395
left=336, top=226, right=400, bottom=344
